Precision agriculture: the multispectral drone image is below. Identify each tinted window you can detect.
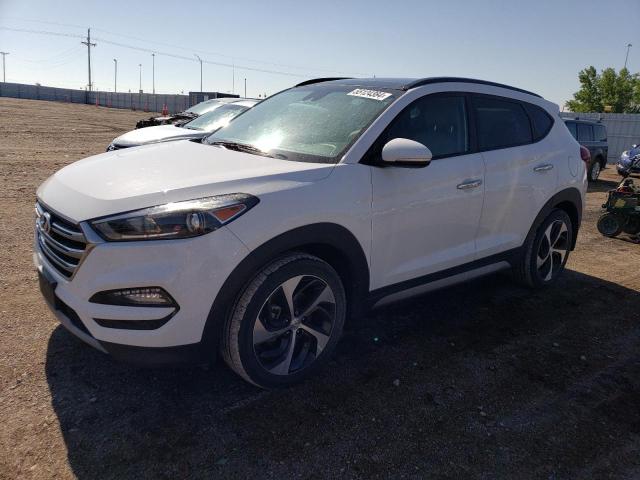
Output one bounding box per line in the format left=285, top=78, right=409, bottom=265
left=577, top=123, right=593, bottom=142
left=594, top=124, right=607, bottom=142
left=385, top=95, right=468, bottom=158
left=473, top=96, right=532, bottom=150
left=566, top=121, right=577, bottom=139
left=524, top=104, right=553, bottom=140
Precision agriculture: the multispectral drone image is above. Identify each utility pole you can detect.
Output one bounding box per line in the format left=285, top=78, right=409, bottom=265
left=624, top=43, right=632, bottom=69
left=113, top=58, right=117, bottom=92
left=232, top=58, right=235, bottom=94
left=138, top=63, right=142, bottom=92
left=152, top=53, right=155, bottom=94
left=0, top=52, right=8, bottom=82
left=81, top=29, right=96, bottom=91
left=194, top=54, right=203, bottom=91
left=244, top=78, right=246, bottom=98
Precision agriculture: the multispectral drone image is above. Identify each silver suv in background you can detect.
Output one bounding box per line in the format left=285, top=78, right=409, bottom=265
left=107, top=99, right=258, bottom=151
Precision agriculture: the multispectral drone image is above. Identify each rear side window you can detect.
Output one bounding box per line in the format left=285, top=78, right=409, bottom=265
left=594, top=124, right=607, bottom=142
left=472, top=96, right=532, bottom=150
left=385, top=95, right=469, bottom=158
left=566, top=121, right=577, bottom=139
left=577, top=123, right=593, bottom=142
left=524, top=104, right=553, bottom=140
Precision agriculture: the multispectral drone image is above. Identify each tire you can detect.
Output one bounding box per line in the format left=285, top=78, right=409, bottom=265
left=513, top=209, right=573, bottom=288
left=597, top=213, right=623, bottom=237
left=622, top=217, right=640, bottom=235
left=588, top=160, right=601, bottom=182
left=221, top=253, right=346, bottom=389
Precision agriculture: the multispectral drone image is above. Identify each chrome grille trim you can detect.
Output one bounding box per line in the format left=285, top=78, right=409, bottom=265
left=35, top=202, right=88, bottom=278
left=51, top=222, right=85, bottom=242
left=37, top=235, right=77, bottom=273
left=38, top=228, right=84, bottom=258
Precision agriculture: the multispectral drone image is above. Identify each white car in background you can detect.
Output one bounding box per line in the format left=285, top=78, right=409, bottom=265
left=108, top=99, right=258, bottom=151
left=35, top=77, right=586, bottom=389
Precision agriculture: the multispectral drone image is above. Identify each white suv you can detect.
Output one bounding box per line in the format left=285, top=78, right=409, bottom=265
left=34, top=77, right=587, bottom=388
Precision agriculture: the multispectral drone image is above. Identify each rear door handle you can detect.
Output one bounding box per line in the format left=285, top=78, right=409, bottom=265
left=534, top=164, right=554, bottom=172
left=457, top=179, right=482, bottom=190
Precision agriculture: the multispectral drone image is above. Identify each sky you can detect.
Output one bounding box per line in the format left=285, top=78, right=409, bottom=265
left=0, top=0, right=638, bottom=106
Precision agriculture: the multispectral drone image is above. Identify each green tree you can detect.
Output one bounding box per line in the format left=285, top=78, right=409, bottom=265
left=566, top=66, right=639, bottom=113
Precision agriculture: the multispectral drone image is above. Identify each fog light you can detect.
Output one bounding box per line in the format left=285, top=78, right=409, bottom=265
left=89, top=287, right=176, bottom=307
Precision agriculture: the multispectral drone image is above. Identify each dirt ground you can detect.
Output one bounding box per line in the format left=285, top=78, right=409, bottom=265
left=1, top=97, right=639, bottom=480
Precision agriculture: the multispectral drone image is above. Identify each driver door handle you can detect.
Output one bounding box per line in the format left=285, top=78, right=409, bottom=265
left=457, top=179, right=482, bottom=190
left=534, top=163, right=554, bottom=172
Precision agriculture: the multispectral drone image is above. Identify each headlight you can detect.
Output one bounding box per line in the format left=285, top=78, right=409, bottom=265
left=91, top=193, right=258, bottom=241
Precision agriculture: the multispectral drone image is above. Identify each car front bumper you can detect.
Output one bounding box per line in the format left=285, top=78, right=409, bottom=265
left=34, top=224, right=249, bottom=364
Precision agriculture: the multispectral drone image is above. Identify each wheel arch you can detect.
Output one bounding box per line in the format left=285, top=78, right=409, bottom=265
left=201, top=223, right=370, bottom=351
left=526, top=188, right=583, bottom=250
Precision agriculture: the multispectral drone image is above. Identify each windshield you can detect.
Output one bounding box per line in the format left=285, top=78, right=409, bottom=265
left=183, top=104, right=248, bottom=131
left=185, top=100, right=225, bottom=116
left=205, top=84, right=399, bottom=163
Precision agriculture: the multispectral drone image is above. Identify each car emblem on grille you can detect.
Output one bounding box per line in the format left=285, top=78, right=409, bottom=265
left=38, top=211, right=52, bottom=235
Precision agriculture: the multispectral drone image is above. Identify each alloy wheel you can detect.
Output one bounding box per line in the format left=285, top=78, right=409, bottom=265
left=252, top=275, right=336, bottom=375
left=536, top=220, right=570, bottom=282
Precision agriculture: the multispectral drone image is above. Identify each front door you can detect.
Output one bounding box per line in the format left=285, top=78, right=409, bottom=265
left=369, top=94, right=485, bottom=290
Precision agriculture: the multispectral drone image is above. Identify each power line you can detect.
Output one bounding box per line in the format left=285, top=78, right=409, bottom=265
left=5, top=17, right=365, bottom=76
left=0, top=23, right=366, bottom=78
left=94, top=37, right=308, bottom=77
left=0, top=26, right=83, bottom=39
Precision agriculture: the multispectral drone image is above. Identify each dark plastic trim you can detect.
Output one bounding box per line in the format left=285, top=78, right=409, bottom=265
left=366, top=248, right=521, bottom=305
left=99, top=341, right=206, bottom=366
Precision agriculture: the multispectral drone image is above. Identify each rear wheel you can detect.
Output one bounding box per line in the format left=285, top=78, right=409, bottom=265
left=513, top=209, right=573, bottom=288
left=597, top=213, right=623, bottom=237
left=622, top=217, right=640, bottom=235
left=588, top=161, right=601, bottom=182
left=222, top=253, right=346, bottom=389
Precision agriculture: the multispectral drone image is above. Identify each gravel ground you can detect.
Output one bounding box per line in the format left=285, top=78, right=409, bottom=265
left=1, top=97, right=639, bottom=480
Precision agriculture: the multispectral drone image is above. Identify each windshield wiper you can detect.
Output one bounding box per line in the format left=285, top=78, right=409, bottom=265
left=209, top=141, right=278, bottom=158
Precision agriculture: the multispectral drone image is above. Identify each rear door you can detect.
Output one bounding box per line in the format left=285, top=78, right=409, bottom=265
left=473, top=94, right=558, bottom=258
left=369, top=93, right=485, bottom=289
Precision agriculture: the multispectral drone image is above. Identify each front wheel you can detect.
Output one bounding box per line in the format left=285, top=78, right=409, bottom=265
left=597, top=213, right=623, bottom=237
left=222, top=253, right=346, bottom=389
left=513, top=209, right=573, bottom=288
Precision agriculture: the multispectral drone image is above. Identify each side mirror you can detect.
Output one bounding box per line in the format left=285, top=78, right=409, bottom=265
left=381, top=138, right=432, bottom=167
left=633, top=144, right=638, bottom=149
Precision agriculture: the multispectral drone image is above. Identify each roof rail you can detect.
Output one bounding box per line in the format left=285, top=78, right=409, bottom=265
left=403, top=77, right=542, bottom=98
left=295, top=77, right=353, bottom=87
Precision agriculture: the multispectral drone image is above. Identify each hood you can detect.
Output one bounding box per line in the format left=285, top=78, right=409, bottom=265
left=112, top=125, right=205, bottom=147
left=37, top=140, right=335, bottom=221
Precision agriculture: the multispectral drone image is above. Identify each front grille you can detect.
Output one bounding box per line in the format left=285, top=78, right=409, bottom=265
left=35, top=203, right=88, bottom=278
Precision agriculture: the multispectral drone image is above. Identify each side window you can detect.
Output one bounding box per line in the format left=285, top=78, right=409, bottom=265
left=524, top=103, right=553, bottom=140
left=384, top=95, right=469, bottom=158
left=566, top=121, right=577, bottom=139
left=472, top=96, right=532, bottom=150
left=577, top=124, right=593, bottom=142
left=594, top=124, right=607, bottom=142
